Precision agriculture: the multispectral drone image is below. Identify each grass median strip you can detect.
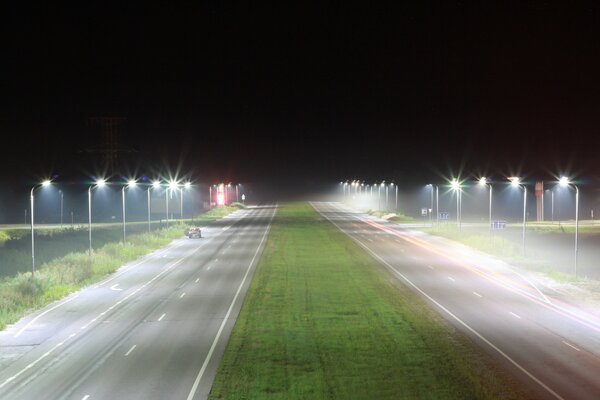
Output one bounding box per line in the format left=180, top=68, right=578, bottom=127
left=210, top=202, right=531, bottom=399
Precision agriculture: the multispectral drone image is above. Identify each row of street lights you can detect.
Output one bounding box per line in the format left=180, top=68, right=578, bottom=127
left=341, top=181, right=398, bottom=212
left=208, top=183, right=242, bottom=207
left=341, top=175, right=581, bottom=276
left=433, top=176, right=579, bottom=276
left=31, top=178, right=193, bottom=278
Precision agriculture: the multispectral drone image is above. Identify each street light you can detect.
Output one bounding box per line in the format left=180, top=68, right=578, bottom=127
left=509, top=177, right=527, bottom=256
left=30, top=179, right=51, bottom=277
left=427, top=184, right=436, bottom=228
left=147, top=180, right=161, bottom=232
left=88, top=178, right=107, bottom=256
left=168, top=180, right=180, bottom=222
left=559, top=176, right=580, bottom=277
left=451, top=179, right=461, bottom=230
left=385, top=183, right=389, bottom=211
left=182, top=181, right=192, bottom=221
left=478, top=177, right=493, bottom=233
left=59, top=189, right=64, bottom=228
left=122, top=179, right=137, bottom=243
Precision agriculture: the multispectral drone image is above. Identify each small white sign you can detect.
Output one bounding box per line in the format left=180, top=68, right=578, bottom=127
left=241, top=194, right=246, bottom=201
left=421, top=208, right=428, bottom=217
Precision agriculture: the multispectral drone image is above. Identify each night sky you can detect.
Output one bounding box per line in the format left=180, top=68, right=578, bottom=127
left=4, top=2, right=600, bottom=194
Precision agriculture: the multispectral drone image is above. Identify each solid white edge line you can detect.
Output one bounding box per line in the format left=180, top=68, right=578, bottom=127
left=357, top=209, right=600, bottom=335
left=312, top=202, right=565, bottom=400
left=12, top=208, right=251, bottom=339
left=14, top=294, right=80, bottom=338
left=510, top=312, right=522, bottom=319
left=1, top=207, right=263, bottom=392
left=186, top=204, right=276, bottom=400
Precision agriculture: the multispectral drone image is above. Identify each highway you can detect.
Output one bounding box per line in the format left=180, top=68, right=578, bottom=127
left=313, top=201, right=600, bottom=400
left=0, top=205, right=275, bottom=400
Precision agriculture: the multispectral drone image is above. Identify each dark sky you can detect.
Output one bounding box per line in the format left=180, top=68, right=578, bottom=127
left=4, top=1, right=600, bottom=192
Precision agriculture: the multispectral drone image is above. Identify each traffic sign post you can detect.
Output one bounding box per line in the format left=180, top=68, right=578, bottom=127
left=491, top=220, right=507, bottom=230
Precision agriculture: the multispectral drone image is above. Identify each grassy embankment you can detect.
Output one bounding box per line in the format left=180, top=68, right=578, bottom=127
left=0, top=207, right=243, bottom=279
left=210, top=203, right=530, bottom=400
left=417, top=224, right=578, bottom=283
left=0, top=205, right=241, bottom=331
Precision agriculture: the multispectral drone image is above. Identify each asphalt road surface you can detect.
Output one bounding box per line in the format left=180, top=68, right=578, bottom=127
left=313, top=201, right=600, bottom=400
left=0, top=205, right=275, bottom=400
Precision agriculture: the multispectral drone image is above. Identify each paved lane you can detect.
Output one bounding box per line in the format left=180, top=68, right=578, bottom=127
left=313, top=201, right=600, bottom=400
left=0, top=205, right=276, bottom=400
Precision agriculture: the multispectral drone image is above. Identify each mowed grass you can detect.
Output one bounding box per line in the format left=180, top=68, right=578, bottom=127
left=209, top=203, right=530, bottom=400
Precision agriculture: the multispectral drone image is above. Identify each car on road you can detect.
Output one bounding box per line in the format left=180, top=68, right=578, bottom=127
left=186, top=227, right=202, bottom=238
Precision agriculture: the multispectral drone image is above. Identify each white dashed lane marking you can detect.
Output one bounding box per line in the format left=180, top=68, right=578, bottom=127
left=125, top=345, right=137, bottom=356
left=562, top=341, right=581, bottom=352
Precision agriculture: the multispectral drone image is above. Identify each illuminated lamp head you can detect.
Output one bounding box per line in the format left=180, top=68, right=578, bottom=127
left=559, top=176, right=570, bottom=187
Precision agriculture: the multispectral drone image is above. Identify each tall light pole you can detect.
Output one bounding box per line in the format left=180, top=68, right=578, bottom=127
left=559, top=176, right=580, bottom=277
left=479, top=177, right=492, bottom=233
left=435, top=185, right=439, bottom=228
left=88, top=178, right=107, bottom=256
left=167, top=180, right=180, bottom=221
left=31, top=179, right=52, bottom=278
left=451, top=179, right=461, bottom=230
left=393, top=183, right=398, bottom=211
left=427, top=184, right=435, bottom=227
left=122, top=179, right=136, bottom=243
left=551, top=190, right=554, bottom=223
left=385, top=184, right=389, bottom=211
left=149, top=180, right=160, bottom=232
left=509, top=177, right=527, bottom=256
left=183, top=181, right=191, bottom=220
left=165, top=183, right=170, bottom=226
left=59, top=190, right=64, bottom=228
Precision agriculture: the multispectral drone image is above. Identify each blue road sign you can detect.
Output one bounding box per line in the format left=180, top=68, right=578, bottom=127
left=491, top=220, right=507, bottom=229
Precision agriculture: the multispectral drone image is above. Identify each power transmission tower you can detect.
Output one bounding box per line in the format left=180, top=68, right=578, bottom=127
left=89, top=117, right=127, bottom=174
